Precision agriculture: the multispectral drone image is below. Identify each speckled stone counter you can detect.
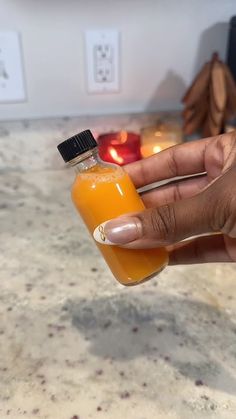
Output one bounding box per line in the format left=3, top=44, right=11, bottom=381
left=1, top=114, right=236, bottom=419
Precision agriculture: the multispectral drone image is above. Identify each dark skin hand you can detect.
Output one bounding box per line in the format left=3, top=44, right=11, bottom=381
left=95, top=132, right=236, bottom=264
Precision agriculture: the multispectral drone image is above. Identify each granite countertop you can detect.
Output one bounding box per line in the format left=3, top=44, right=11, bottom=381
left=1, top=113, right=236, bottom=419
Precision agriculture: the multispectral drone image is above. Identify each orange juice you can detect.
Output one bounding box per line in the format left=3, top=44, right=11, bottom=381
left=57, top=130, right=168, bottom=286
left=72, top=164, right=168, bottom=285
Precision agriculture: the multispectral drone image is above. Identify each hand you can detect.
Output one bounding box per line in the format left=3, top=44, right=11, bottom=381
left=94, top=132, right=236, bottom=264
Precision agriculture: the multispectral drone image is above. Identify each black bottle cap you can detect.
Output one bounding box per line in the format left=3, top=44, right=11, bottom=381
left=57, top=130, right=97, bottom=162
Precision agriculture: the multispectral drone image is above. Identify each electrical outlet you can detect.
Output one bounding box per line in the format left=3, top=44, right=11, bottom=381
left=85, top=30, right=120, bottom=93
left=0, top=32, right=26, bottom=103
left=94, top=44, right=114, bottom=83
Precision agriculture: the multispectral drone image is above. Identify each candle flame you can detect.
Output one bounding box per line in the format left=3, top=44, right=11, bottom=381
left=108, top=147, right=124, bottom=165
left=153, top=145, right=162, bottom=153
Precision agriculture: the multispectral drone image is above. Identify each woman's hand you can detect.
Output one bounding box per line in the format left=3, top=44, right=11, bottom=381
left=94, top=132, right=236, bottom=264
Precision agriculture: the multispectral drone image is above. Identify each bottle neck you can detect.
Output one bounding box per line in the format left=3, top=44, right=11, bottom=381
left=68, top=147, right=99, bottom=173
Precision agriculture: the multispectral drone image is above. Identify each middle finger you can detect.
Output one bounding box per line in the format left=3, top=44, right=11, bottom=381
left=140, top=175, right=208, bottom=208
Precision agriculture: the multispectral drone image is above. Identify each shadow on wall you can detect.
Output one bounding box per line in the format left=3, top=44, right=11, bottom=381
left=145, top=70, right=186, bottom=112
left=64, top=291, right=236, bottom=396
left=144, top=23, right=229, bottom=113
left=193, top=22, right=229, bottom=75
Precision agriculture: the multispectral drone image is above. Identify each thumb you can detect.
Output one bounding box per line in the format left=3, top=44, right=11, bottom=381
left=93, top=167, right=236, bottom=249
left=93, top=193, right=212, bottom=249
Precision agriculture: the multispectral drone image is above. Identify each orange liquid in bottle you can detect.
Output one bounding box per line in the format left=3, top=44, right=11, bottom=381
left=72, top=164, right=168, bottom=285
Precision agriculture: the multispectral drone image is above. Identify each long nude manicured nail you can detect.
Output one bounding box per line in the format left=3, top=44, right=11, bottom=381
left=93, top=217, right=142, bottom=245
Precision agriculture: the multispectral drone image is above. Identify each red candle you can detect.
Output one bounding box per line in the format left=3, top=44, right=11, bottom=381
left=97, top=131, right=141, bottom=166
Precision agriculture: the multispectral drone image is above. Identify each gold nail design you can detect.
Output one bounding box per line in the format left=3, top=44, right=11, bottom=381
left=98, top=225, right=106, bottom=242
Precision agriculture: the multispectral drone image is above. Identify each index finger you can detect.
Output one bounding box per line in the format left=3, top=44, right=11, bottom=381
left=124, top=136, right=212, bottom=188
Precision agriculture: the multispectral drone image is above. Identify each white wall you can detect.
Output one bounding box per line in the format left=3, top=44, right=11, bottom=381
left=0, top=0, right=235, bottom=121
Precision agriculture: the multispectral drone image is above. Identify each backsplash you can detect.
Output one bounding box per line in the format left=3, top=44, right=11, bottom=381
left=0, top=0, right=235, bottom=120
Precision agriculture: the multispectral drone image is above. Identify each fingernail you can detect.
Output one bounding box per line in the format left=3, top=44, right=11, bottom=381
left=93, top=217, right=142, bottom=245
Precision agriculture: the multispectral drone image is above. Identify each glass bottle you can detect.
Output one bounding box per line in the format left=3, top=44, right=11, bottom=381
left=57, top=130, right=168, bottom=286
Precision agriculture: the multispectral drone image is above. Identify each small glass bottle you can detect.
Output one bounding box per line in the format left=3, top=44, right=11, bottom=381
left=57, top=130, right=168, bottom=286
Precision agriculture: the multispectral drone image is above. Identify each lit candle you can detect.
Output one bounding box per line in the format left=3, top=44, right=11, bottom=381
left=97, top=131, right=141, bottom=165
left=141, top=123, right=182, bottom=158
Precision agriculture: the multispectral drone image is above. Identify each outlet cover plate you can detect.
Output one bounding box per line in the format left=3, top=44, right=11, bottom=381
left=85, top=29, right=120, bottom=93
left=0, top=31, right=26, bottom=103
